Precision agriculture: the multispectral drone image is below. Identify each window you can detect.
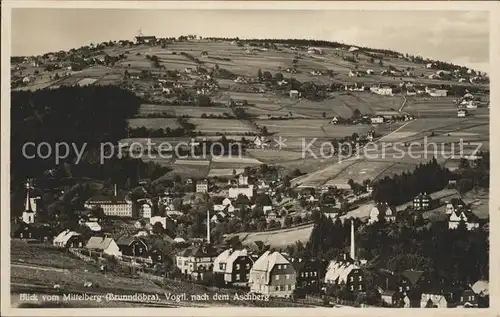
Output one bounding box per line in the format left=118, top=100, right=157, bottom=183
left=350, top=285, right=354, bottom=291
left=358, top=276, right=362, bottom=281
left=236, top=264, right=240, bottom=270
left=246, top=263, right=250, bottom=269
left=350, top=276, right=354, bottom=282
left=286, top=274, right=290, bottom=279
left=280, top=285, right=285, bottom=291
left=236, top=274, right=240, bottom=281
left=314, top=272, right=317, bottom=277
left=359, top=285, right=362, bottom=291
left=275, top=286, right=279, bottom=291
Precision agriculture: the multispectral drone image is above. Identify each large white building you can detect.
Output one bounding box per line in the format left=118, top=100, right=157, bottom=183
left=229, top=185, right=254, bottom=199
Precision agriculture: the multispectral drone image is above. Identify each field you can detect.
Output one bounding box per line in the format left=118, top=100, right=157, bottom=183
left=127, top=118, right=181, bottom=129
left=138, top=104, right=232, bottom=117
left=324, top=160, right=394, bottom=187
left=225, top=223, right=315, bottom=249
left=188, top=118, right=256, bottom=135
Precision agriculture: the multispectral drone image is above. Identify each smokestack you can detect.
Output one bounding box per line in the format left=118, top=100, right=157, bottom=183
left=350, top=220, right=355, bottom=261
left=114, top=184, right=117, bottom=197
left=25, top=179, right=32, bottom=212
left=206, top=209, right=211, bottom=244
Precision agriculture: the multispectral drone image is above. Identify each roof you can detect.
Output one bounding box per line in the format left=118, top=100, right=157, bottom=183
left=324, top=260, right=359, bottom=284
left=53, top=229, right=80, bottom=245
left=136, top=36, right=156, bottom=40
left=86, top=236, right=115, bottom=250
left=401, top=270, right=424, bottom=285
left=382, top=290, right=396, bottom=297
left=178, top=245, right=218, bottom=258
left=213, top=248, right=250, bottom=273
left=85, top=222, right=102, bottom=232
left=250, top=251, right=291, bottom=285
left=116, top=235, right=141, bottom=247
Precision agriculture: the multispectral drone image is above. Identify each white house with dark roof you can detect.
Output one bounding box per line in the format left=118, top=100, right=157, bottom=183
left=249, top=251, right=296, bottom=297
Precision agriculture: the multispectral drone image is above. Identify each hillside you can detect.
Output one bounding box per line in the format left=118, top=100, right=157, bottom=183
left=11, top=37, right=490, bottom=183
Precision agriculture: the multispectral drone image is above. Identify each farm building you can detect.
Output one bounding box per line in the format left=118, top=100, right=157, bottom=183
left=427, top=88, right=448, bottom=97
left=348, top=46, right=359, bottom=52
left=366, top=69, right=375, bottom=75
left=53, top=230, right=85, bottom=248
left=371, top=116, right=385, bottom=124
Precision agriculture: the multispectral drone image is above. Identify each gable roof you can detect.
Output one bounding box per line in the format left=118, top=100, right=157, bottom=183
left=250, top=251, right=291, bottom=284
left=401, top=270, right=424, bottom=285
left=178, top=244, right=218, bottom=258
left=86, top=236, right=115, bottom=250
left=324, top=260, right=360, bottom=284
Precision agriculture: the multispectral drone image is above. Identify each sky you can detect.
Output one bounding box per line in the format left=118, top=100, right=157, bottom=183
left=11, top=9, right=490, bottom=72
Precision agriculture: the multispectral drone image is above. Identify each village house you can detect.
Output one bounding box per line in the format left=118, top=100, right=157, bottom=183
left=420, top=288, right=477, bottom=308
left=139, top=202, right=152, bottom=219
left=330, top=116, right=339, bottom=125
left=457, top=109, right=468, bottom=118
left=116, top=235, right=149, bottom=258
left=396, top=269, right=431, bottom=307
left=348, top=70, right=359, bottom=77
left=413, top=193, right=432, bottom=211
left=249, top=251, right=296, bottom=298
left=150, top=215, right=168, bottom=229
left=289, top=257, right=327, bottom=292
left=53, top=230, right=85, bottom=248
left=11, top=222, right=36, bottom=240
left=176, top=244, right=218, bottom=281
left=426, top=63, right=435, bottom=69
left=427, top=88, right=448, bottom=97
left=445, top=198, right=466, bottom=215
left=213, top=248, right=254, bottom=286
left=366, top=69, right=375, bottom=75
left=85, top=236, right=122, bottom=257
left=289, top=90, right=300, bottom=99
left=448, top=207, right=480, bottom=231
left=371, top=116, right=385, bottom=124
left=368, top=203, right=397, bottom=224
left=196, top=179, right=209, bottom=194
